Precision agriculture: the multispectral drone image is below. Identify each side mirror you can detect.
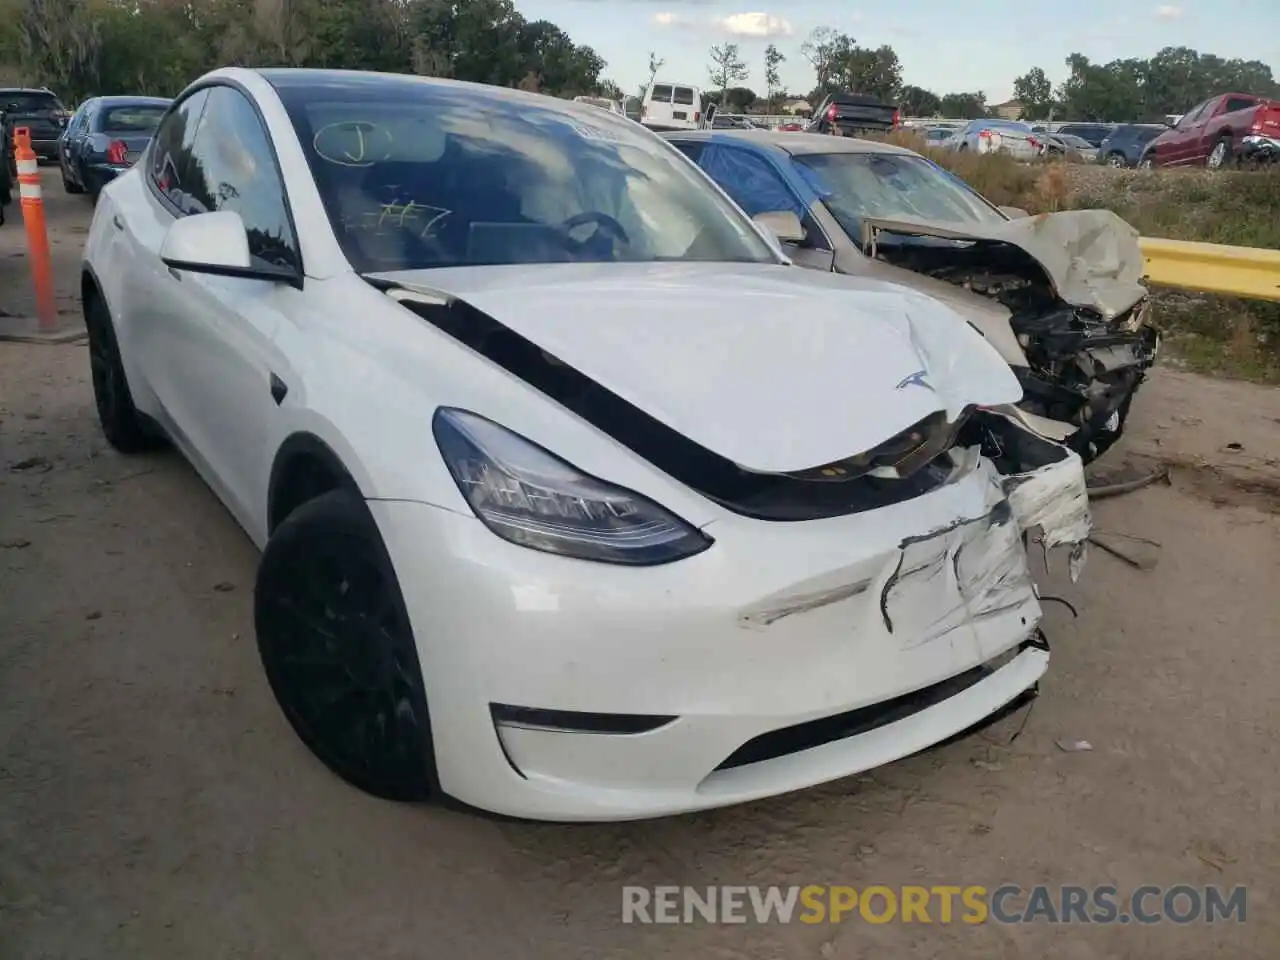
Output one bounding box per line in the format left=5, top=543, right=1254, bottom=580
left=753, top=210, right=805, bottom=244
left=702, top=102, right=717, bottom=128
left=998, top=205, right=1030, bottom=219
left=160, top=210, right=297, bottom=285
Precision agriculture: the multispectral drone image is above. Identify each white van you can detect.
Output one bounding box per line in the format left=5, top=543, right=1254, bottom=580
left=640, top=81, right=707, bottom=131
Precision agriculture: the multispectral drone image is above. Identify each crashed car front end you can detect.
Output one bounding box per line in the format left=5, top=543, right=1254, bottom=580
left=365, top=265, right=1090, bottom=820
left=861, top=210, right=1160, bottom=463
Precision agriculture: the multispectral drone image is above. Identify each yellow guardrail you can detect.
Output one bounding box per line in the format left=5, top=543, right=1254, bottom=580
left=1139, top=237, right=1280, bottom=302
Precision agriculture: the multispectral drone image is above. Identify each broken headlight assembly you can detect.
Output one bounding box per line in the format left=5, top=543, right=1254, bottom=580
left=432, top=407, right=713, bottom=565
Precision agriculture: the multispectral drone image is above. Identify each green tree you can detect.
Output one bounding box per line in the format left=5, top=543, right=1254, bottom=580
left=1016, top=46, right=1280, bottom=123
left=800, top=26, right=853, bottom=95
left=707, top=42, right=748, bottom=95
left=939, top=91, right=988, bottom=119
left=899, top=84, right=941, bottom=117
left=839, top=44, right=901, bottom=101
left=763, top=42, right=784, bottom=106
left=6, top=0, right=606, bottom=102
left=1012, top=66, right=1054, bottom=120
left=722, top=86, right=756, bottom=112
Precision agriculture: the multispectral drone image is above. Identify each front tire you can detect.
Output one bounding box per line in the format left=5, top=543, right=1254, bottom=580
left=85, top=293, right=163, bottom=453
left=255, top=490, right=437, bottom=803
left=1106, top=153, right=1126, bottom=168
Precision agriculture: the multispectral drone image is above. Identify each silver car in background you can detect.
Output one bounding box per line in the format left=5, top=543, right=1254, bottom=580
left=1039, top=132, right=1099, bottom=163
left=946, top=118, right=1042, bottom=161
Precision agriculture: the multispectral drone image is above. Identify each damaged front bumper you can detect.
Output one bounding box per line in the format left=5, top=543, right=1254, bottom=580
left=1013, top=305, right=1160, bottom=464
left=373, top=452, right=1055, bottom=821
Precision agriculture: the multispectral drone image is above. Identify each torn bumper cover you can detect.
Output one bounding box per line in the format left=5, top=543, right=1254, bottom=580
left=963, top=406, right=1093, bottom=579
left=861, top=210, right=1160, bottom=462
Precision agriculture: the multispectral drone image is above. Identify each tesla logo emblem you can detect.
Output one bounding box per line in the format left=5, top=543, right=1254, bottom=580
left=895, top=370, right=935, bottom=392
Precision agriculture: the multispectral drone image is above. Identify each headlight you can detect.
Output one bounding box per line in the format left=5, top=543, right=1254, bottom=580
left=432, top=408, right=712, bottom=565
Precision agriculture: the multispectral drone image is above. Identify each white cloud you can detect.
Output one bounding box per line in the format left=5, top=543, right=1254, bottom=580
left=652, top=11, right=683, bottom=25
left=1155, top=5, right=1182, bottom=19
left=717, top=12, right=793, bottom=38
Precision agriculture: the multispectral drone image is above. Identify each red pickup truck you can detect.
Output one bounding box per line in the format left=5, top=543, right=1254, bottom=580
left=1139, top=92, right=1280, bottom=168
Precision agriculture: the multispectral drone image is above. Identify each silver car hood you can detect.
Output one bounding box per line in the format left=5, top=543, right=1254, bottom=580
left=859, top=209, right=1148, bottom=320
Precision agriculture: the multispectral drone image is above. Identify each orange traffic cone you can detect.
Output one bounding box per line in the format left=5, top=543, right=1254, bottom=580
left=13, top=126, right=58, bottom=331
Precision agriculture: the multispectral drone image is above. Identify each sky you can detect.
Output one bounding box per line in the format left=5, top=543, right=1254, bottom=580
left=519, top=0, right=1280, bottom=103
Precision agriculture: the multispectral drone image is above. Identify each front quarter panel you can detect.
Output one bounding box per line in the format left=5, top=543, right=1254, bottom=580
left=277, top=277, right=726, bottom=533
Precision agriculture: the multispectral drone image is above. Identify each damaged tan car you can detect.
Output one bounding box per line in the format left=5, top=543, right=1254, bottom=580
left=664, top=130, right=1160, bottom=465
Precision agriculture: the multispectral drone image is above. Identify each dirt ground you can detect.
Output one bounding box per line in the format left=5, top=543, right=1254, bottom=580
left=2, top=173, right=1280, bottom=959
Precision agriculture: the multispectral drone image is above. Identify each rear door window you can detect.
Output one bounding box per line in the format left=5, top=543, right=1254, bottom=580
left=1224, top=96, right=1258, bottom=113
left=649, top=85, right=674, bottom=103
left=673, top=87, right=696, bottom=106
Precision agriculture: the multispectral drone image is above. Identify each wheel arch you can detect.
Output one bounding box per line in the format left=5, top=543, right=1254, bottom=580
left=81, top=263, right=104, bottom=316
left=267, top=431, right=366, bottom=534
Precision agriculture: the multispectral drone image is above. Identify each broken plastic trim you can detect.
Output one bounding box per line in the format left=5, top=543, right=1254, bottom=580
left=372, top=276, right=972, bottom=522
left=963, top=410, right=1092, bottom=577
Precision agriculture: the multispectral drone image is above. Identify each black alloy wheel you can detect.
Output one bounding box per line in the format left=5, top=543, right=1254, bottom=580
left=255, top=490, right=436, bottom=802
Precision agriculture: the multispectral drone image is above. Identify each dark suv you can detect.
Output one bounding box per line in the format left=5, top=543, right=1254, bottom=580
left=1096, top=124, right=1168, bottom=167
left=1051, top=122, right=1116, bottom=148
left=0, top=87, right=71, bottom=163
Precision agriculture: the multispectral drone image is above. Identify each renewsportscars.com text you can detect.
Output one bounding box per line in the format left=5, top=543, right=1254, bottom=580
left=621, top=884, right=1247, bottom=925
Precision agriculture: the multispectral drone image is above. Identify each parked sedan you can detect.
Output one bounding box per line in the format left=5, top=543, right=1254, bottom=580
left=665, top=130, right=1159, bottom=464
left=82, top=67, right=1085, bottom=822
left=59, top=95, right=171, bottom=198
left=1039, top=132, right=1098, bottom=162
left=1051, top=123, right=1116, bottom=148
left=944, top=119, right=1042, bottom=161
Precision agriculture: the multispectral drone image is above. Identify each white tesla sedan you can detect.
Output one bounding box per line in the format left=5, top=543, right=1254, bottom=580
left=80, top=68, right=1088, bottom=822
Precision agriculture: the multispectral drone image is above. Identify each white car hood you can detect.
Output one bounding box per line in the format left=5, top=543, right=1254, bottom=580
left=372, top=262, right=1023, bottom=473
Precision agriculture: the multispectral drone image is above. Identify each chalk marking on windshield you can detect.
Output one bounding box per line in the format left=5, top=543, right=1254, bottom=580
left=313, top=120, right=393, bottom=167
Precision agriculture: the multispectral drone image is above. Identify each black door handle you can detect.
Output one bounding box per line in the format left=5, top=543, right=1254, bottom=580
left=111, top=214, right=123, bottom=231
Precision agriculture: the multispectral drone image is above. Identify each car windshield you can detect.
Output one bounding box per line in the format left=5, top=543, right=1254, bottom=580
left=790, top=151, right=1006, bottom=242
left=101, top=104, right=167, bottom=133
left=275, top=82, right=776, bottom=272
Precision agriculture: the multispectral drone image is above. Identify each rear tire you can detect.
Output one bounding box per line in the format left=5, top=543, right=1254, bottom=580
left=1207, top=137, right=1231, bottom=169
left=62, top=162, right=84, bottom=194
left=84, top=293, right=164, bottom=454
left=255, top=489, right=437, bottom=803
